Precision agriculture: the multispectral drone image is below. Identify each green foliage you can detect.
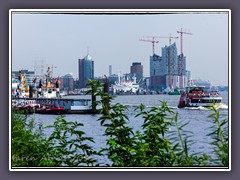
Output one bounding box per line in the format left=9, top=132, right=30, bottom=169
left=133, top=102, right=177, bottom=166
left=206, top=105, right=229, bottom=166
left=86, top=79, right=113, bottom=115
left=45, top=115, right=98, bottom=166
left=11, top=111, right=99, bottom=167
left=11, top=110, right=53, bottom=166
left=97, top=98, right=212, bottom=167
left=98, top=103, right=135, bottom=166
left=86, top=79, right=104, bottom=113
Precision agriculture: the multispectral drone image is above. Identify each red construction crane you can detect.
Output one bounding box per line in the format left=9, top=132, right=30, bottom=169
left=139, top=36, right=159, bottom=55
left=177, top=28, right=192, bottom=89
left=156, top=35, right=178, bottom=89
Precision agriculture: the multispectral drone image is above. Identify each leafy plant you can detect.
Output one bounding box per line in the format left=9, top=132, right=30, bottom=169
left=98, top=103, right=135, bottom=166
left=133, top=102, right=176, bottom=166
left=206, top=105, right=229, bottom=166
left=86, top=79, right=113, bottom=115
left=11, top=110, right=53, bottom=166
left=11, top=110, right=99, bottom=167
left=45, top=115, right=98, bottom=166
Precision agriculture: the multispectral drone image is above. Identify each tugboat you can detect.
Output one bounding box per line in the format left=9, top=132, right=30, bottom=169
left=178, top=86, right=222, bottom=108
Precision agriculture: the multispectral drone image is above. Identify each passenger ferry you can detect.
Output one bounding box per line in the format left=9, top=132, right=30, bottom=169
left=178, top=86, right=222, bottom=108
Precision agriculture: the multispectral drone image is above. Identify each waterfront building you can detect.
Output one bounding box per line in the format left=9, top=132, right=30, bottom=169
left=176, top=54, right=186, bottom=88
left=149, top=54, right=166, bottom=90
left=177, top=54, right=186, bottom=76
left=150, top=54, right=162, bottom=77
left=162, top=42, right=179, bottom=76
left=149, top=42, right=187, bottom=90
left=78, top=54, right=94, bottom=88
left=162, top=42, right=185, bottom=89
left=185, top=70, right=191, bottom=86
left=108, top=74, right=119, bottom=86
left=144, top=77, right=150, bottom=89
left=62, top=73, right=74, bottom=91
left=109, top=65, right=112, bottom=77
left=130, top=62, right=143, bottom=83
left=193, top=79, right=211, bottom=87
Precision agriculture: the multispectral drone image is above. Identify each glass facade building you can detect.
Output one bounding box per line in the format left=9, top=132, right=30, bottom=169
left=62, top=73, right=74, bottom=91
left=78, top=54, right=94, bottom=88
left=161, top=42, right=179, bottom=76
left=149, top=42, right=187, bottom=89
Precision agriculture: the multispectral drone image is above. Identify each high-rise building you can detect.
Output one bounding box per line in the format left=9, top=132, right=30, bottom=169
left=78, top=54, right=94, bottom=88
left=177, top=54, right=186, bottom=88
left=109, top=65, right=112, bottom=77
left=150, top=54, right=162, bottom=76
left=62, top=73, right=74, bottom=91
left=162, top=42, right=181, bottom=89
left=149, top=54, right=166, bottom=90
left=162, top=42, right=179, bottom=76
left=149, top=42, right=187, bottom=90
left=130, top=62, right=143, bottom=83
left=178, top=54, right=186, bottom=76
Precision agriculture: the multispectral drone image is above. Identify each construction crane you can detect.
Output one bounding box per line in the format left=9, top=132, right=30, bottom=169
left=139, top=36, right=159, bottom=55
left=177, top=28, right=192, bottom=89
left=156, top=34, right=178, bottom=89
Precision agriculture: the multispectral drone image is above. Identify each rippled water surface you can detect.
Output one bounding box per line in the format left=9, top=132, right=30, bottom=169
left=29, top=92, right=229, bottom=165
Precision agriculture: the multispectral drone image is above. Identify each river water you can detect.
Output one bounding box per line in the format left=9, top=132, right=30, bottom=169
left=29, top=92, right=229, bottom=166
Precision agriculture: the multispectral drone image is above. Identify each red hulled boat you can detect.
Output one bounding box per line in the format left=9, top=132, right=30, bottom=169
left=178, top=86, right=222, bottom=108
left=35, top=104, right=65, bottom=115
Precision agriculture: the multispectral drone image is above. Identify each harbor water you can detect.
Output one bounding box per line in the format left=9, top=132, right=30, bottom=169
left=29, top=92, right=229, bottom=166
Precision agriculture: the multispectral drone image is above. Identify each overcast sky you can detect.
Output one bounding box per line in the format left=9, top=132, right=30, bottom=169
left=11, top=10, right=229, bottom=86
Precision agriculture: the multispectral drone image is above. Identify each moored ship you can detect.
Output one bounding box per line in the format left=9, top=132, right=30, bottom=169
left=112, top=74, right=140, bottom=94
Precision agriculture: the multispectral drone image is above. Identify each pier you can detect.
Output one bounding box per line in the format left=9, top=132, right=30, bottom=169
left=12, top=97, right=96, bottom=114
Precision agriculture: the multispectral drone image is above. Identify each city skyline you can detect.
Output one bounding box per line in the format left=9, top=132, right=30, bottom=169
left=11, top=10, right=230, bottom=86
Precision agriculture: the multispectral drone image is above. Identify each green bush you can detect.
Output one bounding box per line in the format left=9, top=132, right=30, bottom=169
left=11, top=111, right=99, bottom=167
left=11, top=110, right=53, bottom=166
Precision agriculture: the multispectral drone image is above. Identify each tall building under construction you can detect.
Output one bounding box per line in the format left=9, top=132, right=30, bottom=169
left=149, top=42, right=187, bottom=90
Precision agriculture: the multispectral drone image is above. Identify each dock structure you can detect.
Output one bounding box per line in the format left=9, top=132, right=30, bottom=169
left=11, top=79, right=111, bottom=114
left=12, top=97, right=95, bottom=114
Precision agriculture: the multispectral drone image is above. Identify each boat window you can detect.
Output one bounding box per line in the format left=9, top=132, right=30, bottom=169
left=191, top=99, right=199, bottom=103
left=73, top=101, right=84, bottom=106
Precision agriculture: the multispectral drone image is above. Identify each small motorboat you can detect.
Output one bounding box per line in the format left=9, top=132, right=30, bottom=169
left=178, top=86, right=222, bottom=108
left=35, top=103, right=65, bottom=115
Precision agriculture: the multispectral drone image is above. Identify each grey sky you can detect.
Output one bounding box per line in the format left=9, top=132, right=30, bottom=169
left=11, top=10, right=229, bottom=86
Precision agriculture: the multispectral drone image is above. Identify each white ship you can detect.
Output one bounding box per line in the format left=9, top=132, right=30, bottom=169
left=112, top=74, right=140, bottom=94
